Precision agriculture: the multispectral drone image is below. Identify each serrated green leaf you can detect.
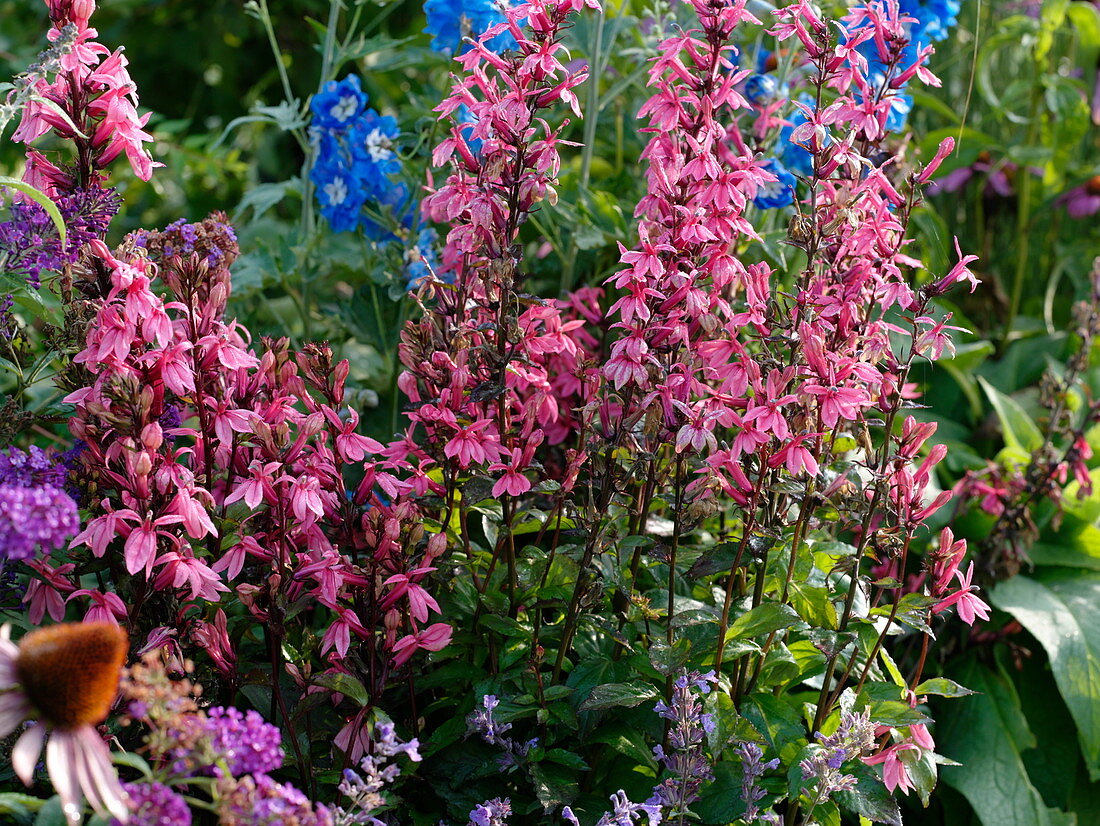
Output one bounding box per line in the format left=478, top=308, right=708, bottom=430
left=578, top=681, right=659, bottom=711
left=726, top=603, right=803, bottom=644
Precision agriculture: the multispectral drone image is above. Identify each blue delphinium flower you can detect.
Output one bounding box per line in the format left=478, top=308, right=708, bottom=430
left=424, top=0, right=519, bottom=56
left=350, top=110, right=402, bottom=199
left=884, top=91, right=914, bottom=133
left=753, top=159, right=797, bottom=210
left=311, top=161, right=367, bottom=233
left=849, top=0, right=959, bottom=137
left=310, top=75, right=369, bottom=130
left=308, top=75, right=404, bottom=234
left=900, top=0, right=960, bottom=43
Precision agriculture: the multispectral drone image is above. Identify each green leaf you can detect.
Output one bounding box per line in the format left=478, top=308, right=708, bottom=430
left=725, top=603, right=803, bottom=644
left=741, top=693, right=806, bottom=760
left=543, top=748, right=589, bottom=770
left=578, top=681, right=659, bottom=711
left=33, top=799, right=66, bottom=826
left=687, top=541, right=742, bottom=578
left=529, top=762, right=578, bottom=810
left=991, top=571, right=1100, bottom=779
left=939, top=660, right=1076, bottom=826
left=913, top=677, right=976, bottom=698
left=111, top=751, right=153, bottom=778
left=234, top=178, right=301, bottom=219
left=0, top=792, right=43, bottom=822
left=590, top=723, right=660, bottom=770
left=312, top=672, right=371, bottom=707
left=978, top=377, right=1043, bottom=453
left=0, top=178, right=66, bottom=247
left=694, top=762, right=751, bottom=824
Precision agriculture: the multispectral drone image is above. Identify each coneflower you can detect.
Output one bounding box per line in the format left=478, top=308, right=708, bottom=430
left=0, top=622, right=129, bottom=823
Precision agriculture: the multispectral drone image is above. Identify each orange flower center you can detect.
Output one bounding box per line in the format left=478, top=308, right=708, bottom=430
left=15, top=623, right=128, bottom=730
left=1085, top=175, right=1100, bottom=196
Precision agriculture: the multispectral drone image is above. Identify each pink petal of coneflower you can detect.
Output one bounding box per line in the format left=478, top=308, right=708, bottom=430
left=12, top=722, right=46, bottom=784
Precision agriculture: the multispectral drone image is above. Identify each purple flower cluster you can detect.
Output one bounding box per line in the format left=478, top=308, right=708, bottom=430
left=205, top=705, right=284, bottom=776
left=218, top=773, right=332, bottom=826
left=798, top=709, right=877, bottom=807
left=737, top=742, right=779, bottom=825
left=0, top=446, right=79, bottom=562
left=333, top=722, right=421, bottom=826
left=565, top=791, right=662, bottom=826
left=129, top=212, right=240, bottom=269
left=466, top=694, right=537, bottom=770
left=0, top=445, right=70, bottom=488
left=0, top=188, right=119, bottom=287
left=647, top=671, right=718, bottom=816
left=112, top=781, right=192, bottom=826
left=469, top=797, right=511, bottom=826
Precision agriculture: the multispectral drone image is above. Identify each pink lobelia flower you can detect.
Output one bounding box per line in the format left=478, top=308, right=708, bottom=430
left=932, top=562, right=991, bottom=626
left=863, top=741, right=920, bottom=795
left=0, top=623, right=129, bottom=823
left=391, top=622, right=453, bottom=666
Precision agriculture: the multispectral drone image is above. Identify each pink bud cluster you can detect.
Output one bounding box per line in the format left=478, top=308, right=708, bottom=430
left=37, top=237, right=450, bottom=696
left=14, top=0, right=159, bottom=190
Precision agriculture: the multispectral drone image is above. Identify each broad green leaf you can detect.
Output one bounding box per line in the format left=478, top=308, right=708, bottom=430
left=991, top=571, right=1100, bottom=779
left=311, top=672, right=371, bottom=707
left=913, top=677, right=976, bottom=698
left=33, top=799, right=66, bottom=826
left=590, top=723, right=659, bottom=770
left=939, top=660, right=1076, bottom=826
left=725, top=603, right=803, bottom=644
left=1031, top=521, right=1100, bottom=570
left=694, top=762, right=750, bottom=824
left=111, top=751, right=153, bottom=778
left=741, top=693, right=806, bottom=762
left=234, top=178, right=301, bottom=219
left=0, top=178, right=66, bottom=246
left=529, top=762, right=578, bottom=810
left=978, top=377, right=1043, bottom=453
left=0, top=792, right=42, bottom=822
left=577, top=681, right=659, bottom=711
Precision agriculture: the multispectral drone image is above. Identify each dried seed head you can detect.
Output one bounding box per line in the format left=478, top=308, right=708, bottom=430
left=15, top=622, right=128, bottom=730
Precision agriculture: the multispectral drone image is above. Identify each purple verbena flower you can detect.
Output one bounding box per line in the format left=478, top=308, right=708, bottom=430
left=112, top=781, right=191, bottom=826
left=205, top=706, right=284, bottom=776
left=0, top=484, right=80, bottom=561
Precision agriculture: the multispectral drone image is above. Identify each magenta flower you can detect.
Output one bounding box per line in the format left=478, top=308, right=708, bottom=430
left=933, top=562, right=991, bottom=625
left=863, top=742, right=920, bottom=795
left=1056, top=175, right=1100, bottom=219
